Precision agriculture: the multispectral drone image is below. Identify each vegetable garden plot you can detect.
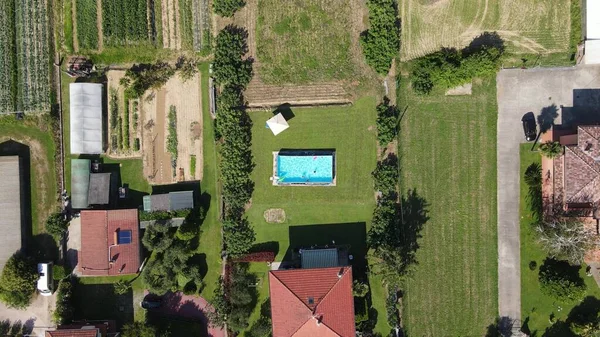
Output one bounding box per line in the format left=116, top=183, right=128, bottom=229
left=0, top=0, right=50, bottom=114
left=102, top=0, right=150, bottom=46
left=76, top=0, right=99, bottom=50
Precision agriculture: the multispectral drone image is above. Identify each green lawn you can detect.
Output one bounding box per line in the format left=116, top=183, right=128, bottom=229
left=246, top=97, right=390, bottom=334
left=520, top=144, right=600, bottom=336
left=0, top=116, right=58, bottom=234
left=398, top=77, right=498, bottom=336
left=256, top=0, right=356, bottom=84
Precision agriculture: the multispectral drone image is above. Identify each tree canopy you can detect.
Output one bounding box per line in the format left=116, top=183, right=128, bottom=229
left=0, top=253, right=37, bottom=309
left=375, top=97, right=399, bottom=146
left=360, top=0, right=400, bottom=74
left=45, top=212, right=69, bottom=238
left=213, top=0, right=245, bottom=17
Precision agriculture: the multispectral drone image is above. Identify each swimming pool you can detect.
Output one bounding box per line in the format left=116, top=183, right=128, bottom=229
left=273, top=151, right=335, bottom=185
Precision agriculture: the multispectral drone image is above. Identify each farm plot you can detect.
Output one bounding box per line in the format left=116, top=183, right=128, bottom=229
left=400, top=0, right=571, bottom=60
left=140, top=73, right=203, bottom=184
left=75, top=0, right=99, bottom=50
left=102, top=0, right=150, bottom=47
left=107, top=71, right=142, bottom=157
left=0, top=0, right=50, bottom=114
left=256, top=0, right=356, bottom=84
left=160, top=0, right=182, bottom=49
left=245, top=82, right=350, bottom=108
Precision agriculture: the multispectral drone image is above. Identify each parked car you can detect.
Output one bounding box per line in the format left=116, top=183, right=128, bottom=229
left=140, top=295, right=162, bottom=309
left=37, top=262, right=53, bottom=296
left=522, top=112, right=537, bottom=141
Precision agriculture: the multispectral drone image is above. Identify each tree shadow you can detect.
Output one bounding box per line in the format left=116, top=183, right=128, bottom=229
left=395, top=188, right=430, bottom=273
left=537, top=104, right=559, bottom=133
left=561, top=89, right=600, bottom=127
left=29, top=233, right=59, bottom=263
left=249, top=241, right=279, bottom=256
left=465, top=31, right=506, bottom=55
left=541, top=320, right=576, bottom=337
left=273, top=103, right=295, bottom=121
left=566, top=296, right=600, bottom=327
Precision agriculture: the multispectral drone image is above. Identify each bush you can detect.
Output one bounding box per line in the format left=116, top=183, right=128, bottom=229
left=167, top=105, right=178, bottom=162
left=376, top=97, right=399, bottom=146
left=223, top=219, right=255, bottom=257
left=0, top=253, right=37, bottom=309
left=386, top=289, right=399, bottom=327
left=231, top=252, right=275, bottom=263
left=529, top=261, right=537, bottom=271
left=360, top=0, right=400, bottom=74
left=353, top=280, right=370, bottom=298
left=53, top=278, right=74, bottom=324
left=410, top=38, right=503, bottom=94
left=134, top=138, right=140, bottom=151
left=139, top=209, right=191, bottom=221
left=142, top=223, right=175, bottom=253
left=45, top=212, right=69, bottom=239
left=213, top=0, right=245, bottom=17
left=114, top=279, right=131, bottom=295
left=538, top=258, right=586, bottom=303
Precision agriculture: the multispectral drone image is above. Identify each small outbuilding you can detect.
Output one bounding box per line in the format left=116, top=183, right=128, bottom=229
left=143, top=191, right=194, bottom=212
left=71, top=159, right=111, bottom=209
left=70, top=83, right=103, bottom=154
left=266, top=113, right=289, bottom=136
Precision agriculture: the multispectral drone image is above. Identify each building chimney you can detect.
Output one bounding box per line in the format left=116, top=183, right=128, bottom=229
left=337, top=268, right=344, bottom=278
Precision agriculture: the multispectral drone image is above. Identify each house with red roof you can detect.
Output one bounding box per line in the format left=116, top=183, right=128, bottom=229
left=80, top=209, right=141, bottom=276
left=269, top=266, right=355, bottom=337
left=45, top=320, right=116, bottom=337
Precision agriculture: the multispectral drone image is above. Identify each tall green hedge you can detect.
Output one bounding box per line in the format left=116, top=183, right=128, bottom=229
left=360, top=0, right=400, bottom=75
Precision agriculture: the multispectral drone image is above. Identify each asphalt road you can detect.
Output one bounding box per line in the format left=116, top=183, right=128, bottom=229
left=496, top=64, right=600, bottom=333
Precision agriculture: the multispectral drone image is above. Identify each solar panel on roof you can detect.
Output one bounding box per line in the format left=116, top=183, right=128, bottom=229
left=118, top=230, right=132, bottom=244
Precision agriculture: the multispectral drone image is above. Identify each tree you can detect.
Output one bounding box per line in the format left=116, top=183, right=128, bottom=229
left=537, top=218, right=595, bottom=264
left=372, top=155, right=398, bottom=196
left=142, top=223, right=174, bottom=253
left=207, top=277, right=230, bottom=328
left=45, top=212, right=68, bottom=238
left=114, top=279, right=131, bottom=295
left=538, top=258, right=586, bottom=303
left=539, top=141, right=563, bottom=159
left=360, top=0, right=400, bottom=74
left=223, top=219, right=255, bottom=256
left=213, top=0, right=245, bottom=17
left=175, top=56, right=198, bottom=82
left=571, top=321, right=600, bottom=337
left=353, top=280, right=370, bottom=297
left=141, top=258, right=178, bottom=295
left=0, top=253, right=37, bottom=309
left=376, top=97, right=399, bottom=146
left=213, top=26, right=253, bottom=88
left=122, top=62, right=176, bottom=98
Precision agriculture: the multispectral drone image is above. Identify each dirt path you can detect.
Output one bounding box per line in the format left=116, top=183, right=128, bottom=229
left=72, top=0, right=79, bottom=52
left=96, top=0, right=103, bottom=51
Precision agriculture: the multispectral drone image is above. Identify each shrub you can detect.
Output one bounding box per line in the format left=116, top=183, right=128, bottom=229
left=529, top=261, right=537, bottom=271
left=142, top=223, right=175, bottom=253
left=53, top=278, right=74, bottom=324
left=114, top=280, right=131, bottom=295
left=0, top=253, right=37, bottom=309
left=376, top=97, right=399, bottom=146
left=360, top=0, right=400, bottom=74
left=538, top=258, right=586, bottom=303
left=232, top=252, right=275, bottom=263
left=134, top=138, right=140, bottom=151
left=353, top=280, right=370, bottom=297
left=386, top=288, right=399, bottom=327
left=142, top=258, right=178, bottom=295
left=223, top=219, right=255, bottom=257
left=524, top=162, right=542, bottom=224
left=45, top=212, right=69, bottom=239
left=167, top=105, right=178, bottom=162
left=213, top=0, right=245, bottom=17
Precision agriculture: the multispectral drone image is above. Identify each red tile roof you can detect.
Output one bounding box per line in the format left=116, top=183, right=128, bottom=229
left=269, top=267, right=355, bottom=337
left=80, top=209, right=140, bottom=276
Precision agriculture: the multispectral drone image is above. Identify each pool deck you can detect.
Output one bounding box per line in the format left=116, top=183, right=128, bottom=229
left=271, top=151, right=336, bottom=186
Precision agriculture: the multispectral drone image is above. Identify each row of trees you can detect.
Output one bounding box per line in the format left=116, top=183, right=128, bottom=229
left=360, top=0, right=400, bottom=75
left=410, top=34, right=504, bottom=94
left=376, top=97, right=399, bottom=146
left=209, top=263, right=257, bottom=332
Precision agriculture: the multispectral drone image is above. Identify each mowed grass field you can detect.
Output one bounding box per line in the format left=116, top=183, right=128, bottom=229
left=400, top=0, right=571, bottom=60
left=247, top=98, right=390, bottom=334
left=398, top=78, right=498, bottom=336
left=256, top=0, right=356, bottom=84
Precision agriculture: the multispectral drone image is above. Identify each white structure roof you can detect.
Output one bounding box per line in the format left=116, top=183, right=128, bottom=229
left=70, top=83, right=103, bottom=154
left=266, top=113, right=289, bottom=136
left=0, top=156, right=22, bottom=271
left=585, top=40, right=600, bottom=64
left=588, top=0, right=600, bottom=40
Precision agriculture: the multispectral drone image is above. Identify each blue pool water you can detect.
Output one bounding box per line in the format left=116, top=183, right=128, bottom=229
left=277, top=155, right=334, bottom=184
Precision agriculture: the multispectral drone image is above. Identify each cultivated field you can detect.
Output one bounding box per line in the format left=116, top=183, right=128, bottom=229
left=106, top=71, right=143, bottom=156
left=0, top=0, right=50, bottom=114
left=140, top=73, right=203, bottom=184
left=400, top=0, right=571, bottom=60
left=398, top=79, right=497, bottom=335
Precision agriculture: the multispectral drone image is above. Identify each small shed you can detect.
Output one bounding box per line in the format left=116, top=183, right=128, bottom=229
left=70, top=83, right=103, bottom=154
left=142, top=191, right=194, bottom=212
left=88, top=173, right=111, bottom=205
left=301, top=248, right=339, bottom=269
left=266, top=113, right=289, bottom=136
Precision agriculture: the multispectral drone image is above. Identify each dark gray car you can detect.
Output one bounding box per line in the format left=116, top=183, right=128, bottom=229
left=522, top=112, right=537, bottom=141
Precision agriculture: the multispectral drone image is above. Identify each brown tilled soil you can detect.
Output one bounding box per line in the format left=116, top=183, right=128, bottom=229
left=161, top=0, right=181, bottom=49
left=264, top=208, right=286, bottom=223
left=141, top=73, right=203, bottom=184
left=72, top=0, right=79, bottom=51
left=96, top=0, right=103, bottom=51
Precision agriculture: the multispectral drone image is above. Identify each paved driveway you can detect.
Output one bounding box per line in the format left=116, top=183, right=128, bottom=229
left=496, top=65, right=600, bottom=332
left=0, top=293, right=56, bottom=336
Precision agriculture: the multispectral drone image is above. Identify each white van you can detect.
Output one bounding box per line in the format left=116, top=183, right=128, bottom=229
left=37, top=262, right=53, bottom=296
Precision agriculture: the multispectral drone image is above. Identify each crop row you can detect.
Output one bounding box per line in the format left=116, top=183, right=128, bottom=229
left=102, top=0, right=149, bottom=46
left=0, top=0, right=50, bottom=114
left=75, top=0, right=99, bottom=50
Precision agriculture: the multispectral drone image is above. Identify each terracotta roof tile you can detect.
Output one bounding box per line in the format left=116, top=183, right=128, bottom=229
left=80, top=209, right=140, bottom=276
left=269, top=267, right=355, bottom=337
left=45, top=329, right=99, bottom=337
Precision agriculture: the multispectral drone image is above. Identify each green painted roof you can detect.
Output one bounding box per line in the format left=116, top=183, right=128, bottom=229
left=301, top=248, right=339, bottom=269
left=71, top=159, right=91, bottom=209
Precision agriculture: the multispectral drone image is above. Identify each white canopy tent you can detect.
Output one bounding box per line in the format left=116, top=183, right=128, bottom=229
left=70, top=83, right=103, bottom=154
left=266, top=113, right=289, bottom=136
